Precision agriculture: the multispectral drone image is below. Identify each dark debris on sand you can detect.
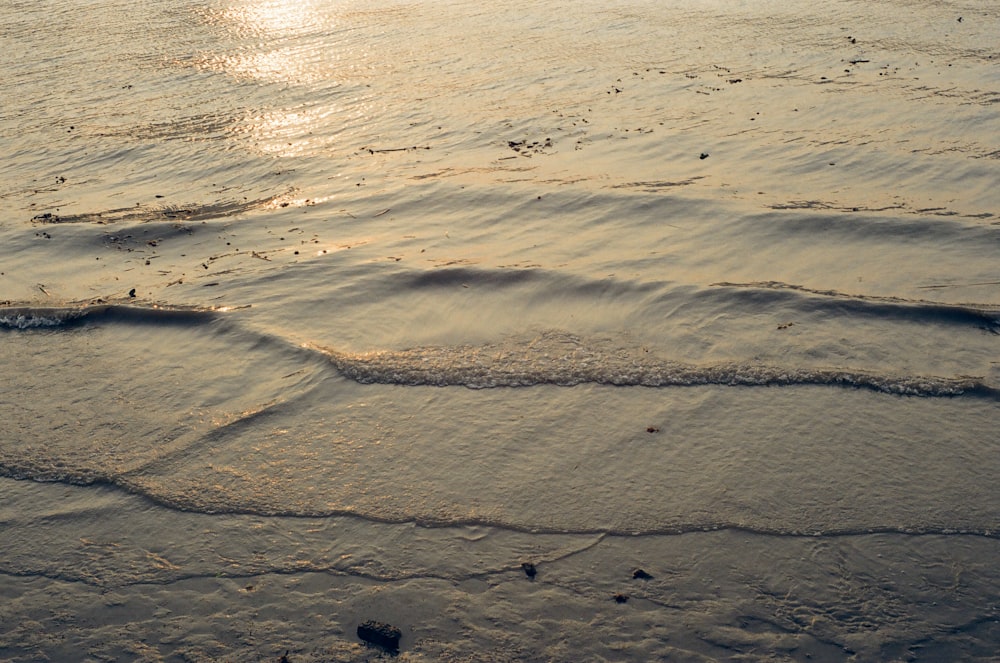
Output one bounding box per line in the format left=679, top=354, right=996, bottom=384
left=358, top=620, right=402, bottom=654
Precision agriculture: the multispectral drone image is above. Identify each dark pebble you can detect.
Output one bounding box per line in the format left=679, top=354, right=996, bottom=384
left=699, top=153, right=709, bottom=160
left=521, top=562, right=537, bottom=579
left=614, top=593, right=629, bottom=604
left=128, top=288, right=136, bottom=298
left=357, top=620, right=401, bottom=653
left=633, top=568, right=654, bottom=580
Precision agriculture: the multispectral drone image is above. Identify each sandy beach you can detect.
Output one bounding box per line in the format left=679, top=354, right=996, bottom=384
left=2, top=0, right=999, bottom=660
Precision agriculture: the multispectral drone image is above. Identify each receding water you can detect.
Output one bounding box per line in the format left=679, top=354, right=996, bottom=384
left=2, top=0, right=999, bottom=660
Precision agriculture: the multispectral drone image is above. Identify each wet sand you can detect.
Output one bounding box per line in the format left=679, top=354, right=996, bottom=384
left=2, top=0, right=999, bottom=660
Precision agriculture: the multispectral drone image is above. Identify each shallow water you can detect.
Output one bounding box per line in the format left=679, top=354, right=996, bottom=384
left=2, top=0, right=999, bottom=660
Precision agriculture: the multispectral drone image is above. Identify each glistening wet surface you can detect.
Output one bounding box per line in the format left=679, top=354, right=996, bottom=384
left=2, top=0, right=999, bottom=660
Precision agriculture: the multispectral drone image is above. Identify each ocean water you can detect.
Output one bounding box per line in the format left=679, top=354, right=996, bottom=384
left=2, top=0, right=999, bottom=660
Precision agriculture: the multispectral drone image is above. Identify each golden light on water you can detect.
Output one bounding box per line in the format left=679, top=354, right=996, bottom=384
left=196, top=0, right=341, bottom=84
left=193, top=0, right=378, bottom=157
left=237, top=103, right=372, bottom=158
left=216, top=0, right=323, bottom=38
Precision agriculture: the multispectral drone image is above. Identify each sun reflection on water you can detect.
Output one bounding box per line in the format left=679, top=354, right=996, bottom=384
left=214, top=0, right=325, bottom=38
left=194, top=0, right=381, bottom=158
left=197, top=0, right=360, bottom=85
left=236, top=100, right=375, bottom=158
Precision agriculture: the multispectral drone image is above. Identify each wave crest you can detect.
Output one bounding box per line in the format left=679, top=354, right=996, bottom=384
left=318, top=332, right=995, bottom=397
left=0, top=303, right=224, bottom=330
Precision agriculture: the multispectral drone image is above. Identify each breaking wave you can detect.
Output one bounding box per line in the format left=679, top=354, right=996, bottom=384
left=0, top=303, right=223, bottom=330
left=4, top=300, right=993, bottom=398
left=317, top=331, right=997, bottom=397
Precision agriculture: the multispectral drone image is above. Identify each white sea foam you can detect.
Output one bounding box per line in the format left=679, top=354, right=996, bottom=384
left=321, top=334, right=994, bottom=397
left=0, top=313, right=71, bottom=329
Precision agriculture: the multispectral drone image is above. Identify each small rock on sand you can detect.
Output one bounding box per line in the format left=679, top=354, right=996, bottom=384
left=357, top=620, right=401, bottom=653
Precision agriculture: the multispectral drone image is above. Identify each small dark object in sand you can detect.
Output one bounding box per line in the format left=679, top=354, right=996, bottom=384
left=128, top=288, right=136, bottom=298
left=633, top=568, right=654, bottom=580
left=646, top=426, right=659, bottom=433
left=699, top=153, right=709, bottom=160
left=278, top=651, right=290, bottom=663
left=521, top=562, right=537, bottom=579
left=357, top=620, right=401, bottom=653
left=614, top=593, right=629, bottom=604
